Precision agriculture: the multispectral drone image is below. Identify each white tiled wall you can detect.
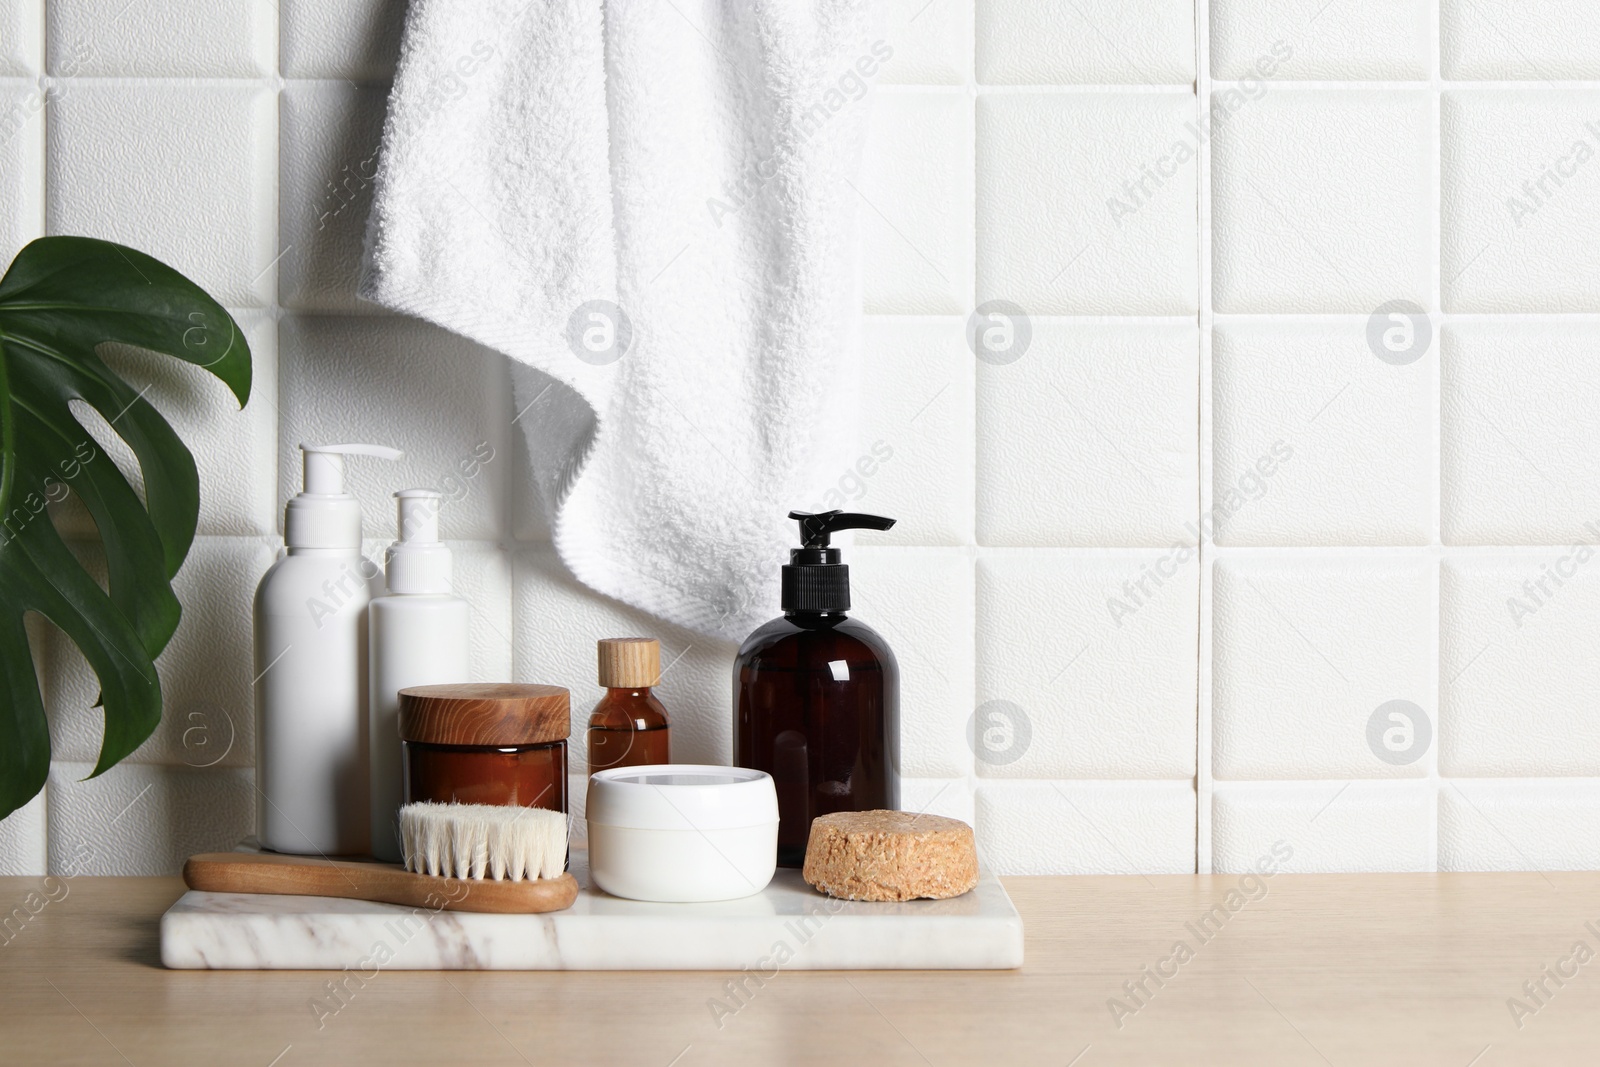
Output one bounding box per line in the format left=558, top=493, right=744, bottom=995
left=1201, top=0, right=1600, bottom=875
left=4, top=0, right=1597, bottom=877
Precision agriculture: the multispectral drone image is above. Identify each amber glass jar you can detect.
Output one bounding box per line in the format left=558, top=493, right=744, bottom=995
left=588, top=638, right=670, bottom=773
left=399, top=683, right=570, bottom=814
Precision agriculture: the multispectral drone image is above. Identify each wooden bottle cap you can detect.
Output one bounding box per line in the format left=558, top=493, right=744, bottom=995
left=597, top=638, right=660, bottom=688
left=398, top=683, right=570, bottom=746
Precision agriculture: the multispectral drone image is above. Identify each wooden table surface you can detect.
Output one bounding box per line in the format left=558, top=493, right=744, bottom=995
left=3, top=872, right=1597, bottom=1065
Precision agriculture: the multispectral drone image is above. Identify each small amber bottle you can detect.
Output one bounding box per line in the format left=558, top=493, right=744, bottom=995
left=587, top=638, right=670, bottom=771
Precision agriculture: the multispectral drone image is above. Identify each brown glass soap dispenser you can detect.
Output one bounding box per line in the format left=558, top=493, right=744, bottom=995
left=734, top=511, right=901, bottom=867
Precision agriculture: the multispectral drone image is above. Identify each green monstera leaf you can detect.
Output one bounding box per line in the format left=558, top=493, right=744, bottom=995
left=0, top=237, right=251, bottom=820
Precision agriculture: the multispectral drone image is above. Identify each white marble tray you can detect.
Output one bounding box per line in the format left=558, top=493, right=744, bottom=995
left=160, top=849, right=1024, bottom=970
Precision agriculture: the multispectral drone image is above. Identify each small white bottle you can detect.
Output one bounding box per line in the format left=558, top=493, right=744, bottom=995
left=368, top=490, right=471, bottom=862
left=255, top=443, right=401, bottom=855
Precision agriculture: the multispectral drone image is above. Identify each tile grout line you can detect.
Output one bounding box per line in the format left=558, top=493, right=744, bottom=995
left=703, top=77, right=1600, bottom=94
left=1429, top=0, right=1444, bottom=874
left=1440, top=0, right=1452, bottom=876
left=1195, top=0, right=1214, bottom=876
left=968, top=7, right=981, bottom=818
left=971, top=29, right=985, bottom=810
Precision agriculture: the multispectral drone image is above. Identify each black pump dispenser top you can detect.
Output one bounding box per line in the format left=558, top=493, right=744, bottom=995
left=781, top=510, right=896, bottom=614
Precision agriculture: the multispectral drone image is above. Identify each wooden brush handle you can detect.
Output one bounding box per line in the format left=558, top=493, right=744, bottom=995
left=183, top=852, right=579, bottom=914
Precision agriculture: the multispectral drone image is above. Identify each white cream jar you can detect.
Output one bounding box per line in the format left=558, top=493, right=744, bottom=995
left=586, top=765, right=779, bottom=902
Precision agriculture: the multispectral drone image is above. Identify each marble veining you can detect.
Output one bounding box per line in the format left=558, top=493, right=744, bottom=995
left=160, top=850, right=1024, bottom=970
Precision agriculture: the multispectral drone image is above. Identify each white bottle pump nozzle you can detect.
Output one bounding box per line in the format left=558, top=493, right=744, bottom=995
left=396, top=489, right=441, bottom=544
left=385, top=489, right=453, bottom=594
left=285, top=442, right=404, bottom=549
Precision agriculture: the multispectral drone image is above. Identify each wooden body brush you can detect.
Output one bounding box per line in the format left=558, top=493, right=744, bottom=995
left=183, top=802, right=578, bottom=914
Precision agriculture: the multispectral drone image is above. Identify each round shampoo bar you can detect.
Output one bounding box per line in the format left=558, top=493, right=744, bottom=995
left=802, top=810, right=979, bottom=902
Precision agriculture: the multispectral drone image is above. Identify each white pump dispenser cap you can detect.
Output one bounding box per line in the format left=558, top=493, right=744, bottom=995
left=385, top=489, right=453, bottom=594
left=285, top=443, right=403, bottom=549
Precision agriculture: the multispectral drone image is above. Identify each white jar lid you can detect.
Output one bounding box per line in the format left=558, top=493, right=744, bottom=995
left=587, top=765, right=778, bottom=831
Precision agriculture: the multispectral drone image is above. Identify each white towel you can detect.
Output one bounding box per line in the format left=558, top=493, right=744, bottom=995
left=362, top=0, right=881, bottom=640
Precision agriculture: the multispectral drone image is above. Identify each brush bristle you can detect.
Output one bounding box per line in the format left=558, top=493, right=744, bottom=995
left=398, top=802, right=567, bottom=881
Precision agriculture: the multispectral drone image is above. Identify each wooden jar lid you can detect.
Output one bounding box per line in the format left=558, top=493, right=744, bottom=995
left=597, top=638, right=660, bottom=688
left=398, top=683, right=570, bottom=746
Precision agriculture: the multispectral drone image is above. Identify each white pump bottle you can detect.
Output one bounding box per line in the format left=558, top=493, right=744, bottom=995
left=367, top=489, right=471, bottom=862
left=254, top=443, right=401, bottom=855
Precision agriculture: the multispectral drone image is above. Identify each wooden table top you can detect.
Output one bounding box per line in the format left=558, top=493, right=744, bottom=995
left=2, top=872, right=1596, bottom=1065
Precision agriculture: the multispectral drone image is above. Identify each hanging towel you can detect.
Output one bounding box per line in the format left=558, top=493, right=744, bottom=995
left=362, top=0, right=881, bottom=641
